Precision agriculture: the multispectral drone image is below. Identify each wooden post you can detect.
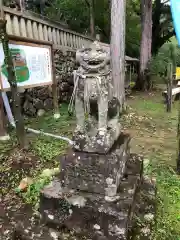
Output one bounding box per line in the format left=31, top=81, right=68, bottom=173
left=166, top=63, right=173, bottom=112
left=51, top=47, right=60, bottom=119
left=130, top=64, right=132, bottom=85
left=0, top=13, right=27, bottom=147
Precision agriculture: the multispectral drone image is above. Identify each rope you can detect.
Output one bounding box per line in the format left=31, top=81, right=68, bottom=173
left=68, top=70, right=111, bottom=115
left=68, top=70, right=80, bottom=114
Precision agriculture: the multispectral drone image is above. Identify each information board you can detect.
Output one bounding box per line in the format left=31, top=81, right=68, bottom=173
left=176, top=67, right=180, bottom=80
left=0, top=41, right=52, bottom=91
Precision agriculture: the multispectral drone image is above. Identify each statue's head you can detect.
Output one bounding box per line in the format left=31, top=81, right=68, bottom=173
left=76, top=41, right=110, bottom=72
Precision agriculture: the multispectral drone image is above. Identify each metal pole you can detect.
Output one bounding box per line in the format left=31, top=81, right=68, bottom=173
left=0, top=0, right=9, bottom=140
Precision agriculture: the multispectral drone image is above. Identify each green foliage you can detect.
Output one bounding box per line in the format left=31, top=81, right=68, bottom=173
left=45, top=0, right=174, bottom=58
left=125, top=93, right=180, bottom=239
left=0, top=137, right=14, bottom=160
left=20, top=168, right=59, bottom=209
left=32, top=137, right=67, bottom=161
left=45, top=0, right=141, bottom=54
left=152, top=165, right=180, bottom=239
left=28, top=104, right=74, bottom=161
left=150, top=39, right=180, bottom=78
left=21, top=177, right=50, bottom=208
left=142, top=157, right=180, bottom=239
left=0, top=104, right=73, bottom=209
left=46, top=0, right=89, bottom=34
left=5, top=0, right=176, bottom=59
left=126, top=0, right=141, bottom=57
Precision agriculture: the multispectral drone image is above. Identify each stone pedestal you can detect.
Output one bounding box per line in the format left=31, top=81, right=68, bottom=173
left=13, top=154, right=157, bottom=240
left=73, top=123, right=121, bottom=154
left=39, top=153, right=143, bottom=240
left=60, top=133, right=130, bottom=195
left=37, top=133, right=145, bottom=240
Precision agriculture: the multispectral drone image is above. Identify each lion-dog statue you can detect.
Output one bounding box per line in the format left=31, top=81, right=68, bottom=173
left=69, top=41, right=121, bottom=153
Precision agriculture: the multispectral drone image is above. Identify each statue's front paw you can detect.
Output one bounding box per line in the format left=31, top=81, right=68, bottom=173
left=74, top=125, right=84, bottom=134
left=97, top=128, right=107, bottom=137
left=96, top=129, right=107, bottom=145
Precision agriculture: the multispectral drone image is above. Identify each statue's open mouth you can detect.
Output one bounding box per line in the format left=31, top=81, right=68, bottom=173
left=87, top=60, right=103, bottom=66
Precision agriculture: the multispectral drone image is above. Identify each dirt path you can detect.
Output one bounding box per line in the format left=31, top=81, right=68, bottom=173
left=124, top=92, right=178, bottom=166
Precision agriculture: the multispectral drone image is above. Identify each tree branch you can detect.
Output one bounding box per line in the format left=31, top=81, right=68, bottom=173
left=161, top=29, right=175, bottom=43
left=163, top=0, right=169, bottom=5
left=85, top=0, right=90, bottom=7
left=131, top=1, right=140, bottom=16
left=154, top=29, right=175, bottom=53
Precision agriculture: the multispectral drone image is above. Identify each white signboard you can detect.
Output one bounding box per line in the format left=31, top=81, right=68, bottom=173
left=0, top=41, right=52, bottom=91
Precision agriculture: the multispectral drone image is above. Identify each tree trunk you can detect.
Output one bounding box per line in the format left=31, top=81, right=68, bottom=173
left=0, top=19, right=27, bottom=148
left=136, top=0, right=152, bottom=90
left=85, top=0, right=95, bottom=38
left=90, top=0, right=95, bottom=38
left=166, top=63, right=173, bottom=112
left=0, top=93, right=8, bottom=139
left=110, top=0, right=126, bottom=110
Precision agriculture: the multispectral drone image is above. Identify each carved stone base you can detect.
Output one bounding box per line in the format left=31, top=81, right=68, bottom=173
left=72, top=123, right=121, bottom=154
left=12, top=154, right=156, bottom=240
left=38, top=154, right=143, bottom=240
left=59, top=133, right=130, bottom=195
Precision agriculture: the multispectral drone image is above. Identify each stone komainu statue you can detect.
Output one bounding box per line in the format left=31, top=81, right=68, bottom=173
left=69, top=41, right=121, bottom=153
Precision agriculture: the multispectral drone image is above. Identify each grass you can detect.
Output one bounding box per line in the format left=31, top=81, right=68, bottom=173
left=152, top=165, right=180, bottom=239
left=0, top=104, right=74, bottom=201
left=1, top=92, right=180, bottom=239
left=126, top=91, right=180, bottom=239
left=29, top=103, right=74, bottom=160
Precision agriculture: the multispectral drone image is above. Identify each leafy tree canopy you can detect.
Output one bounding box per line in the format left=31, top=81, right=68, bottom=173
left=45, top=0, right=141, bottom=57
left=45, top=0, right=174, bottom=58
left=5, top=0, right=176, bottom=58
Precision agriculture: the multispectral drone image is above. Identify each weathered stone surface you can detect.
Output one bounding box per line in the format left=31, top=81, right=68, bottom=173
left=59, top=133, right=130, bottom=195
left=37, top=109, right=46, bottom=117
left=72, top=124, right=121, bottom=154
left=39, top=154, right=143, bottom=240
left=23, top=100, right=36, bottom=116
left=71, top=41, right=121, bottom=153
left=33, top=98, right=44, bottom=110
left=44, top=98, right=53, bottom=111
left=13, top=154, right=147, bottom=240
left=125, top=154, right=144, bottom=177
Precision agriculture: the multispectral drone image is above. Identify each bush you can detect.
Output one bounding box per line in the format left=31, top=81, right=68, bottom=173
left=150, top=39, right=180, bottom=79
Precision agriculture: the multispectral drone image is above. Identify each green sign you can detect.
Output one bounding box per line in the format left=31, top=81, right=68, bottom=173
left=1, top=48, right=30, bottom=83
